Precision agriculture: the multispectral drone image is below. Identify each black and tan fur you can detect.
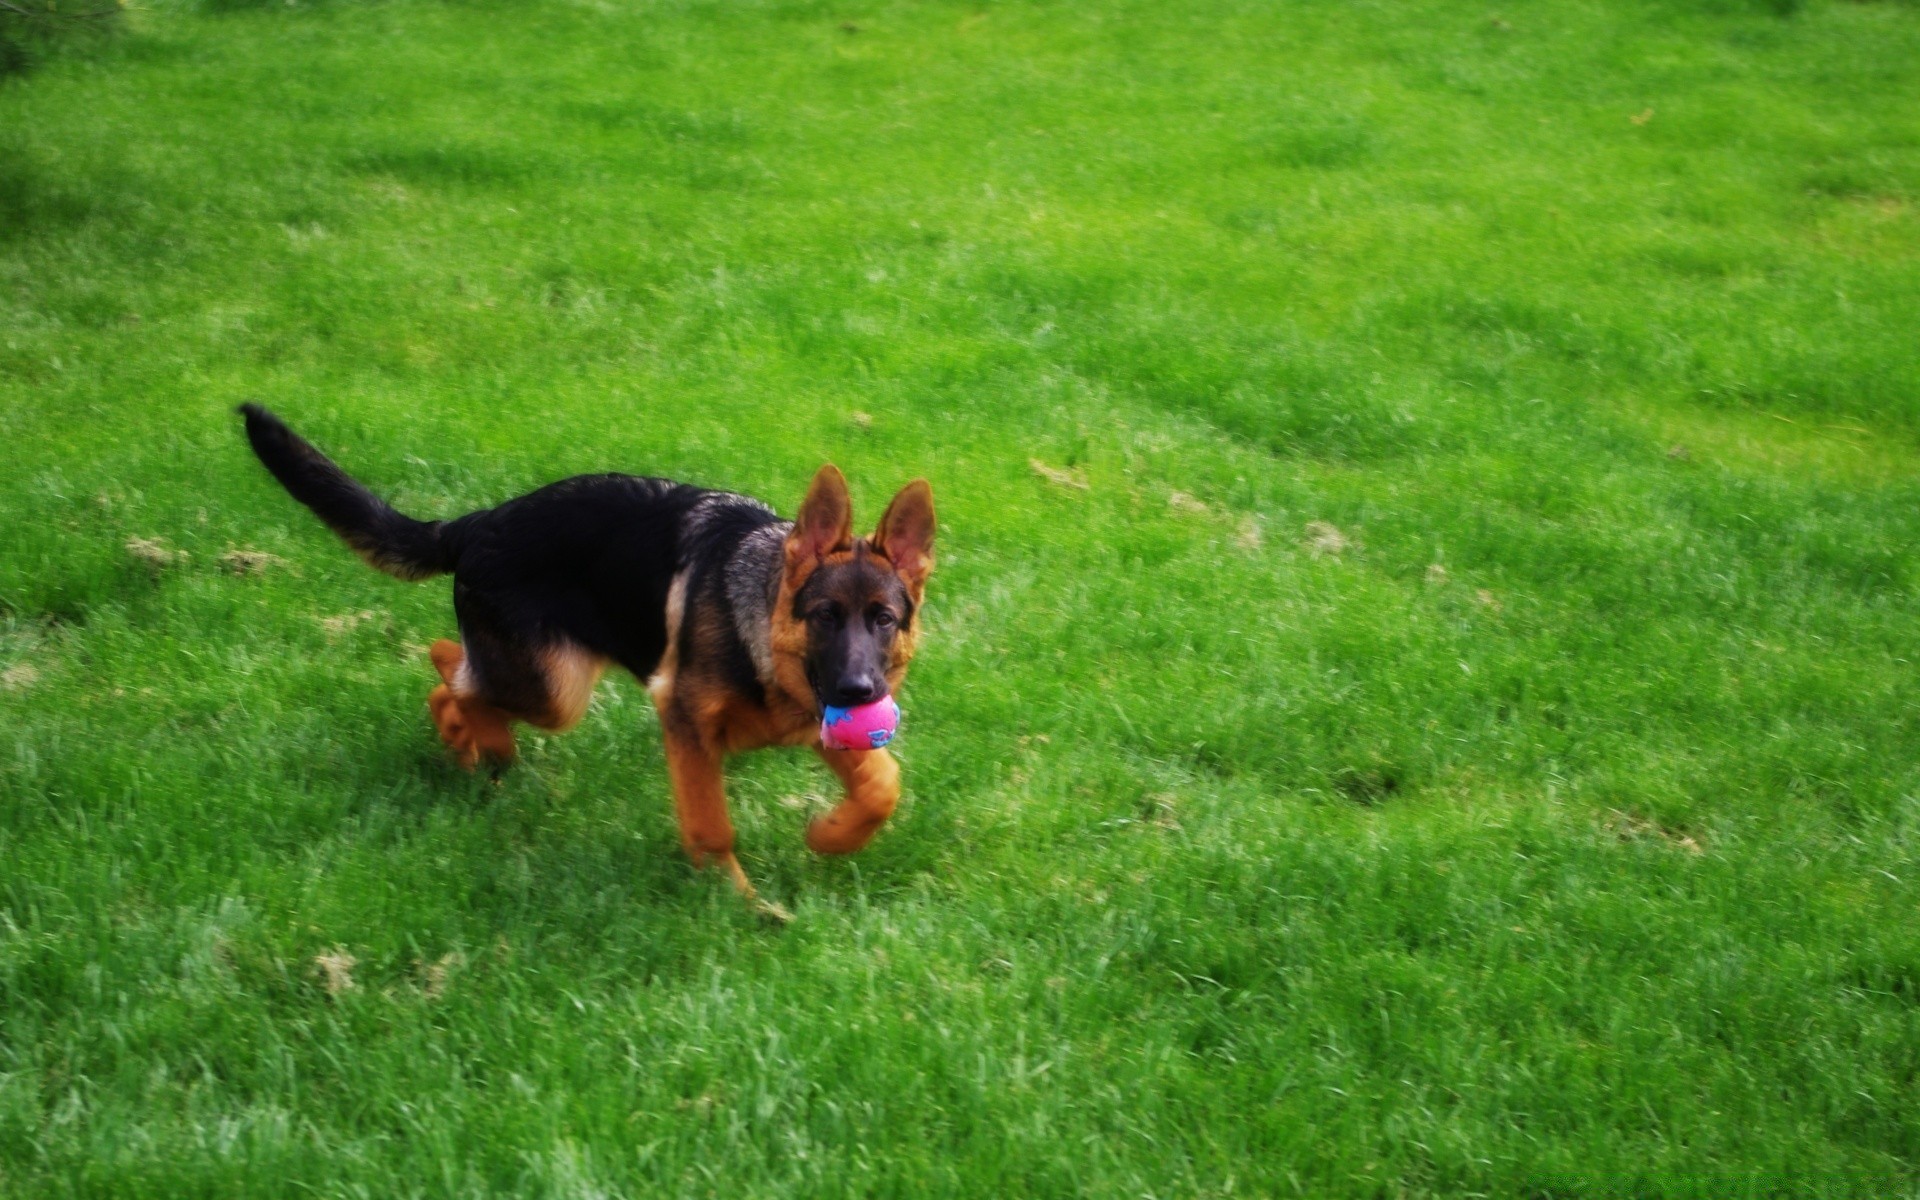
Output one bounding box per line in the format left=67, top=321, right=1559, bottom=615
left=240, top=404, right=934, bottom=916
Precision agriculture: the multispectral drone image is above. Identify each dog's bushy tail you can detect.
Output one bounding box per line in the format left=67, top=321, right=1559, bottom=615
left=239, top=403, right=452, bottom=581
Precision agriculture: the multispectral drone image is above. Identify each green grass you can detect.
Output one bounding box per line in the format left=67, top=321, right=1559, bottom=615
left=4, top=0, right=1920, bottom=1193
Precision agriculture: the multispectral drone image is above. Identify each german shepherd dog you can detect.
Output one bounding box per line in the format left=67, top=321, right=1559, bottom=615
left=239, top=404, right=934, bottom=918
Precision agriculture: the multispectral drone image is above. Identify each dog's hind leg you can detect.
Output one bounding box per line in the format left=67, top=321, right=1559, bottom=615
left=807, top=746, right=901, bottom=855
left=427, top=639, right=518, bottom=770
left=427, top=584, right=603, bottom=771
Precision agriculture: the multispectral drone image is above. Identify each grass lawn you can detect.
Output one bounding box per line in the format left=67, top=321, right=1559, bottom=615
left=4, top=0, right=1920, bottom=1192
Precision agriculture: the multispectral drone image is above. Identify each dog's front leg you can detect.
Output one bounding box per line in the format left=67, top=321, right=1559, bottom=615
left=659, top=720, right=791, bottom=923
left=807, top=746, right=901, bottom=855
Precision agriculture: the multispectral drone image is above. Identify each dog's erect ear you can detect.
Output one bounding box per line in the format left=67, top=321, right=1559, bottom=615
left=872, top=479, right=935, bottom=596
left=786, top=464, right=854, bottom=569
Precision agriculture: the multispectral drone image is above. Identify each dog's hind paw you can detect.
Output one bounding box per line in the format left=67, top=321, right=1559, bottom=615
left=428, top=683, right=515, bottom=771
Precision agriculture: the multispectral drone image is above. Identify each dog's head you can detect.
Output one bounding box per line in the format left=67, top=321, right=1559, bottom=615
left=770, top=465, right=935, bottom=713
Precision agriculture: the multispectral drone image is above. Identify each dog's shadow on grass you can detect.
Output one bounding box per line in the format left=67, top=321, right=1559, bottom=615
left=347, top=736, right=794, bottom=919
left=355, top=732, right=945, bottom=929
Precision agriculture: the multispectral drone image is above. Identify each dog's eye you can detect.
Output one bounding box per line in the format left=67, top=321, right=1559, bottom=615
left=873, top=608, right=896, bottom=628
left=808, top=605, right=838, bottom=625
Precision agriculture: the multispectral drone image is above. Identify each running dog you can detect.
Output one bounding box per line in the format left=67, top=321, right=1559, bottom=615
left=239, top=404, right=934, bottom=918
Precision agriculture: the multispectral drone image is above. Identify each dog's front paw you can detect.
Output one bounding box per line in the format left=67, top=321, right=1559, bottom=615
left=805, top=811, right=885, bottom=856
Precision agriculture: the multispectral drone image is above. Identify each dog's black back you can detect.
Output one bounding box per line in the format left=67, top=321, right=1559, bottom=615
left=445, top=474, right=709, bottom=677
left=241, top=404, right=785, bottom=715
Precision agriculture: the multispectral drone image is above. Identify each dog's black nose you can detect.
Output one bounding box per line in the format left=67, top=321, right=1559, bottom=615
left=833, top=674, right=886, bottom=707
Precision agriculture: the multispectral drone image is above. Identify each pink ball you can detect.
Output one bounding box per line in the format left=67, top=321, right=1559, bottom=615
left=820, top=696, right=900, bottom=752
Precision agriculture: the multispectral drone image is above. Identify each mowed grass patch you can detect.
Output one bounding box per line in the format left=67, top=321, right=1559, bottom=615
left=3, top=0, right=1919, bottom=1194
